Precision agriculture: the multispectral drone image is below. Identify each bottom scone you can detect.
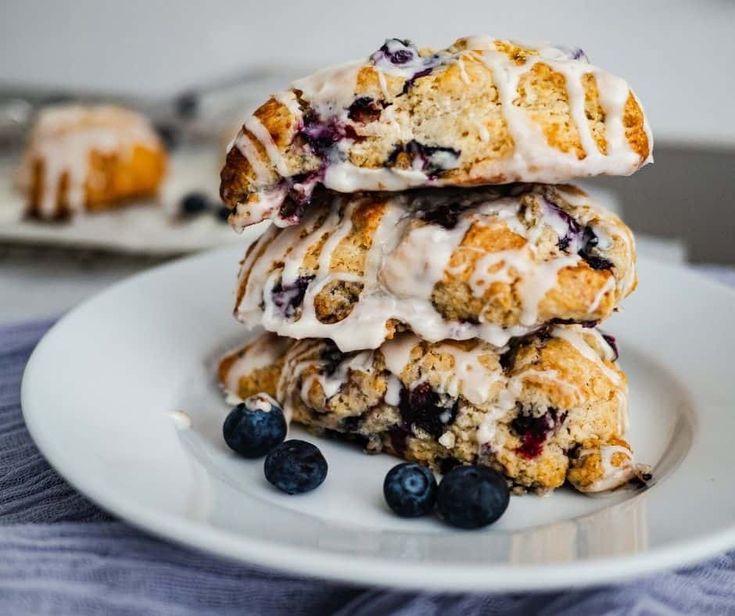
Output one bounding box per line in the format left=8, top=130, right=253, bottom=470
left=218, top=325, right=646, bottom=495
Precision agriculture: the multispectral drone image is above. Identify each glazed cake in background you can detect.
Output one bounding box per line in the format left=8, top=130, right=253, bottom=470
left=17, top=104, right=167, bottom=220
left=218, top=35, right=653, bottom=497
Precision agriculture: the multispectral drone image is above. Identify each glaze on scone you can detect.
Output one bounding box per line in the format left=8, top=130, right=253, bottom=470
left=18, top=105, right=167, bottom=220
left=220, top=36, right=652, bottom=229
left=235, top=184, right=636, bottom=351
left=218, top=325, right=641, bottom=494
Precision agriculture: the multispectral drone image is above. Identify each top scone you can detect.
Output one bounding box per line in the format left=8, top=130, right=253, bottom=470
left=221, top=35, right=652, bottom=229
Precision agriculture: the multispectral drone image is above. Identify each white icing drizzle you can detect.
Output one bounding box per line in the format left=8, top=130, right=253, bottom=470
left=455, top=55, right=471, bottom=84
left=236, top=186, right=631, bottom=351
left=225, top=36, right=653, bottom=228
left=233, top=132, right=272, bottom=183
left=220, top=333, right=291, bottom=395
left=574, top=443, right=636, bottom=493
left=550, top=326, right=622, bottom=386
left=380, top=333, right=504, bottom=406
left=432, top=342, right=504, bottom=405
left=20, top=105, right=160, bottom=218
left=243, top=115, right=290, bottom=177
left=588, top=275, right=616, bottom=313
left=384, top=375, right=402, bottom=406
left=271, top=90, right=302, bottom=116
left=476, top=380, right=520, bottom=446
left=380, top=333, right=419, bottom=377
left=308, top=350, right=374, bottom=399
left=243, top=392, right=281, bottom=413
left=513, top=368, right=582, bottom=396
left=292, top=60, right=365, bottom=112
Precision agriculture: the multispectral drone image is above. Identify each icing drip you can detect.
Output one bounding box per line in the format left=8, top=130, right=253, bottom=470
left=550, top=325, right=622, bottom=386
left=221, top=333, right=291, bottom=395
left=380, top=333, right=420, bottom=377
left=432, top=342, right=504, bottom=406
left=574, top=443, right=637, bottom=492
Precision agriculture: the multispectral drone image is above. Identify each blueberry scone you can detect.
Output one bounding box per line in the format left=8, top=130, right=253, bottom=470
left=17, top=105, right=167, bottom=220
left=220, top=36, right=652, bottom=229
left=235, top=184, right=636, bottom=351
left=219, top=325, right=643, bottom=494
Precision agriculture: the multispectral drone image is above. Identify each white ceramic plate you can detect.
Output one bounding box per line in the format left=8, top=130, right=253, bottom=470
left=22, top=246, right=735, bottom=592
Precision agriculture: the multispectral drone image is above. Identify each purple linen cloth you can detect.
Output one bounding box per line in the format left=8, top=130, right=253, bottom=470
left=2, top=315, right=734, bottom=615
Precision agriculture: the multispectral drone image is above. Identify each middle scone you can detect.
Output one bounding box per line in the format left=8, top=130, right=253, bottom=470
left=235, top=183, right=636, bottom=351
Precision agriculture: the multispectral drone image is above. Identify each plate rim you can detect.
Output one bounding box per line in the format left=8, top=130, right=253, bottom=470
left=20, top=247, right=735, bottom=592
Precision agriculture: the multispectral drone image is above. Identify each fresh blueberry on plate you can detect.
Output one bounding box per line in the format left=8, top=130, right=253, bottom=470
left=264, top=440, right=328, bottom=495
left=437, top=465, right=510, bottom=529
left=383, top=462, right=437, bottom=517
left=179, top=192, right=210, bottom=217
left=222, top=393, right=287, bottom=458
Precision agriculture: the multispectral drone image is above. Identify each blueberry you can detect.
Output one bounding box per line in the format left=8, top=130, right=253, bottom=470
left=383, top=462, right=437, bottom=517
left=176, top=91, right=198, bottom=119
left=347, top=96, right=383, bottom=123
left=602, top=333, right=619, bottom=361
left=371, top=38, right=418, bottom=66
left=578, top=226, right=613, bottom=270
left=270, top=275, right=315, bottom=318
left=264, top=440, right=328, bottom=494
left=437, top=466, right=510, bottom=529
left=216, top=205, right=230, bottom=223
left=510, top=409, right=565, bottom=460
left=418, top=202, right=466, bottom=229
left=154, top=123, right=180, bottom=150
left=398, top=382, right=458, bottom=438
left=387, top=140, right=460, bottom=177
left=222, top=393, right=287, bottom=458
left=179, top=192, right=210, bottom=217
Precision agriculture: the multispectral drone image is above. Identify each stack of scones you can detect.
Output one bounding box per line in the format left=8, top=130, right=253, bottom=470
left=217, top=35, right=652, bottom=495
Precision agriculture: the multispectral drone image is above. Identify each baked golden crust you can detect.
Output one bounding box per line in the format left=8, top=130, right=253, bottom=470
left=220, top=36, right=652, bottom=229
left=234, top=184, right=636, bottom=351
left=18, top=105, right=167, bottom=220
left=218, top=325, right=642, bottom=494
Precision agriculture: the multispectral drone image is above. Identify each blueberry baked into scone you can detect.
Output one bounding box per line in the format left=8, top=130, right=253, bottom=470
left=220, top=36, right=651, bottom=229
left=17, top=104, right=167, bottom=220
left=218, top=35, right=652, bottom=498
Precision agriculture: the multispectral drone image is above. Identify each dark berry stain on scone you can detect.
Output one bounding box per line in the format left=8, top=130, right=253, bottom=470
left=371, top=38, right=418, bottom=66
left=270, top=275, right=315, bottom=318
left=417, top=202, right=466, bottom=229
left=347, top=97, right=385, bottom=124
left=299, top=111, right=349, bottom=158
left=511, top=408, right=567, bottom=459
left=399, top=383, right=458, bottom=438
left=319, top=341, right=345, bottom=375
left=601, top=333, right=619, bottom=360
left=400, top=68, right=433, bottom=95
left=542, top=196, right=582, bottom=251
left=387, top=140, right=460, bottom=177
left=369, top=39, right=446, bottom=96
left=579, top=226, right=614, bottom=270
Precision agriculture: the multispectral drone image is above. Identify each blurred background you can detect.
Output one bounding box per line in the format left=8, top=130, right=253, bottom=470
left=0, top=0, right=733, bottom=321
